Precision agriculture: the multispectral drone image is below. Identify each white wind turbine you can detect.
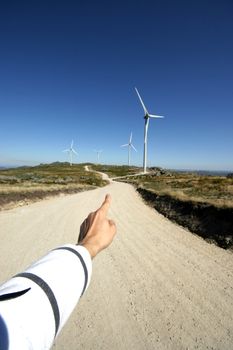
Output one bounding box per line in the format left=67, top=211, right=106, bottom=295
left=94, top=149, right=102, bottom=163
left=135, top=87, right=164, bottom=173
left=63, top=140, right=78, bottom=166
left=121, top=132, right=137, bottom=166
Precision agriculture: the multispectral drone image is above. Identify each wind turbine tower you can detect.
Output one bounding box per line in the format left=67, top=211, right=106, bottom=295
left=94, top=150, right=102, bottom=164
left=121, top=132, right=137, bottom=166
left=63, top=140, right=78, bottom=166
left=135, top=88, right=164, bottom=173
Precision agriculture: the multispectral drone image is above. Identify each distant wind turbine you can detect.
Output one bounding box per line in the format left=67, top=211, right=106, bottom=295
left=94, top=149, right=102, bottom=163
left=135, top=87, right=164, bottom=173
left=63, top=140, right=78, bottom=166
left=121, top=132, right=137, bottom=166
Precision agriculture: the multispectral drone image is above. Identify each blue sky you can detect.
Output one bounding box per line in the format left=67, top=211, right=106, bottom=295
left=0, top=0, right=232, bottom=170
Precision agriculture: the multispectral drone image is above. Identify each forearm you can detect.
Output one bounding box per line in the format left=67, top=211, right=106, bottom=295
left=0, top=244, right=92, bottom=350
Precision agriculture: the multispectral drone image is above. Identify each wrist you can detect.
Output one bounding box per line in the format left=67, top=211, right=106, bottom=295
left=79, top=242, right=98, bottom=259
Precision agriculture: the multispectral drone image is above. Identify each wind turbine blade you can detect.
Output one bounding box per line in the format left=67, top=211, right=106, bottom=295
left=121, top=144, right=128, bottom=147
left=131, top=144, right=137, bottom=152
left=129, top=132, right=132, bottom=143
left=62, top=149, right=69, bottom=152
left=72, top=149, right=78, bottom=155
left=71, top=140, right=74, bottom=148
left=149, top=114, right=164, bottom=118
left=135, top=87, right=148, bottom=115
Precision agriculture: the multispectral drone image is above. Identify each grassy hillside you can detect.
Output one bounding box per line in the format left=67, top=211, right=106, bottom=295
left=0, top=162, right=107, bottom=209
left=92, top=165, right=233, bottom=208
left=119, top=173, right=233, bottom=208
left=91, top=164, right=142, bottom=177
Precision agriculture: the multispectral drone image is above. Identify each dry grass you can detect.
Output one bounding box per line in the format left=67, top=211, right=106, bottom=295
left=0, top=162, right=107, bottom=210
left=89, top=165, right=233, bottom=208
left=1, top=163, right=232, bottom=210
left=91, top=164, right=142, bottom=177
left=0, top=183, right=88, bottom=194
left=118, top=173, right=233, bottom=208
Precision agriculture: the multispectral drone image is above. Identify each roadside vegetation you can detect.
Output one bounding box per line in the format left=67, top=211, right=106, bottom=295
left=0, top=162, right=107, bottom=210
left=93, top=164, right=233, bottom=207
left=118, top=173, right=233, bottom=208
left=91, top=164, right=142, bottom=178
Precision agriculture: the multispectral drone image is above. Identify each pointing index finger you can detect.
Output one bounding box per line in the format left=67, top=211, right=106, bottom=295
left=100, top=194, right=111, bottom=214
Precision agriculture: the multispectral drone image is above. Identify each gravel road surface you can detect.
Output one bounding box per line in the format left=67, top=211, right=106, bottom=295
left=0, top=179, right=233, bottom=349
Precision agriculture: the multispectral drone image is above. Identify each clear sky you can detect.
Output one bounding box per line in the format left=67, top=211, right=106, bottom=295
left=0, top=0, right=232, bottom=170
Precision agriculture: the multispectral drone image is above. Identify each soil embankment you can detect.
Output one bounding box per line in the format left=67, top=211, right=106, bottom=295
left=137, top=187, right=233, bottom=249
left=0, top=186, right=94, bottom=211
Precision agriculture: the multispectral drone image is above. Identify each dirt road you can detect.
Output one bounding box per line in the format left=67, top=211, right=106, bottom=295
left=0, top=179, right=233, bottom=349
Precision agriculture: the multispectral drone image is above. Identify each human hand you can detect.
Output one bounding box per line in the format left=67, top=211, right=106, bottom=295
left=78, top=194, right=116, bottom=258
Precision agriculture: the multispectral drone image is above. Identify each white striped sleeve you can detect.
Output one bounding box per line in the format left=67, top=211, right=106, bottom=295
left=0, top=244, right=92, bottom=350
